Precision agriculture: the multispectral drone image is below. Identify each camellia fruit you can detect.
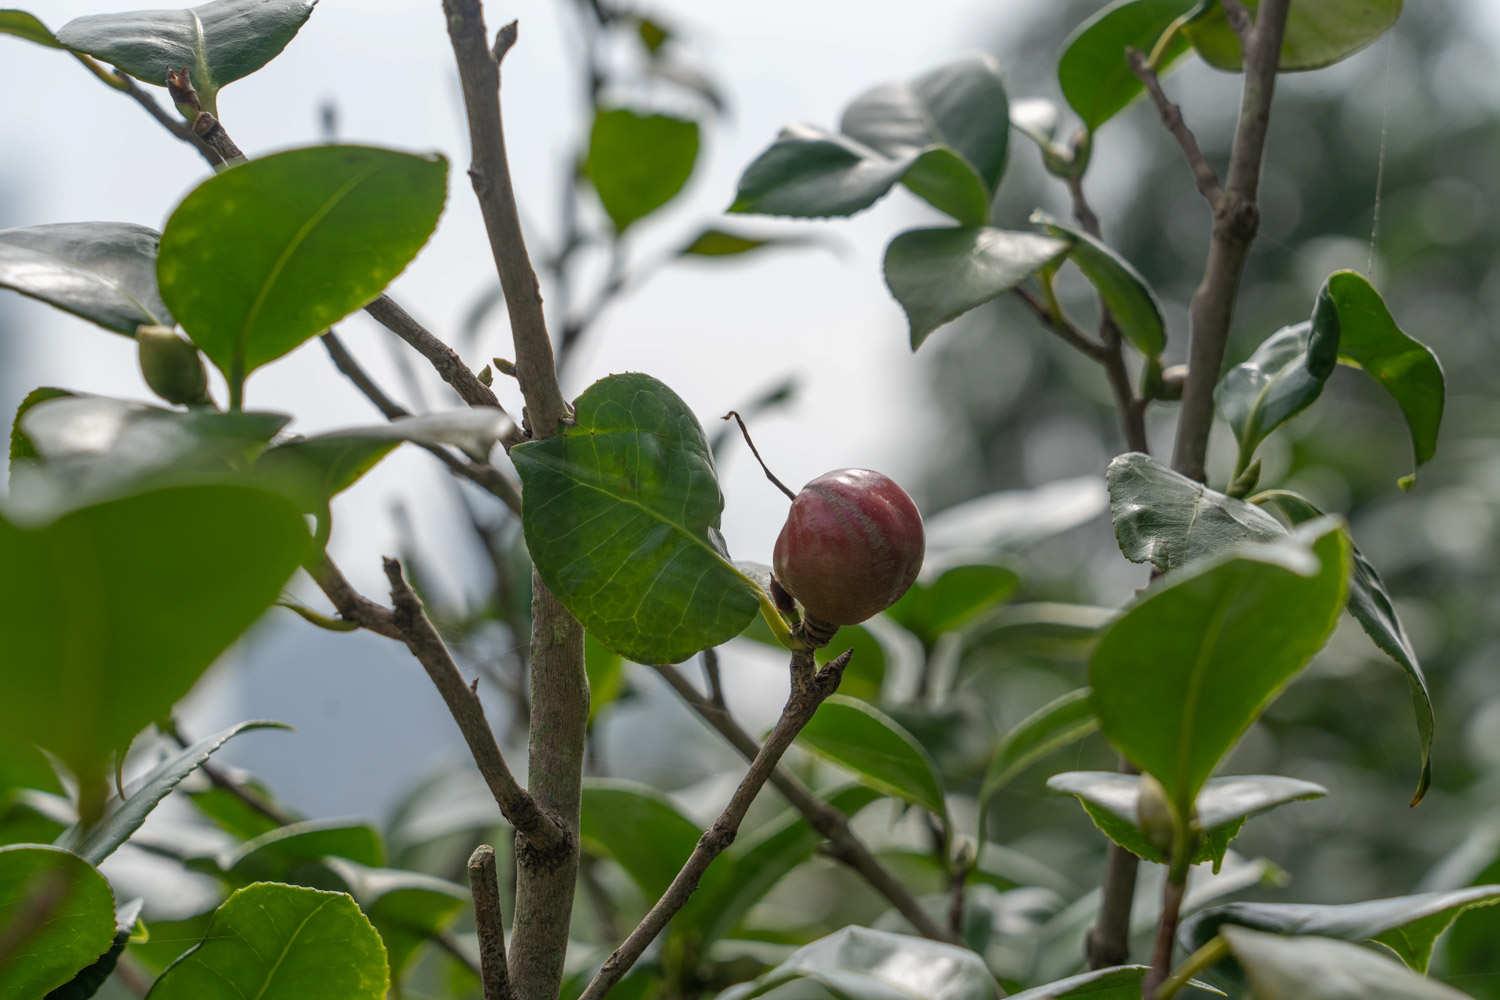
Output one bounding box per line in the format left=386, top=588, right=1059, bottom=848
left=772, top=469, right=925, bottom=639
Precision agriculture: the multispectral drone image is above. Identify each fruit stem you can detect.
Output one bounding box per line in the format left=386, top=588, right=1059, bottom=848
left=722, top=410, right=797, bottom=501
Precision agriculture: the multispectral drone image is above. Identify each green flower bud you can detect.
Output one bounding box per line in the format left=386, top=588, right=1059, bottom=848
left=137, top=325, right=210, bottom=407
left=1136, top=773, right=1179, bottom=858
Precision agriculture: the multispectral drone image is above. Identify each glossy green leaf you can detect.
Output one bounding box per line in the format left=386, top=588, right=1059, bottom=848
left=1216, top=321, right=1337, bottom=468
left=887, top=564, right=1019, bottom=646
left=513, top=373, right=763, bottom=665
left=730, top=125, right=989, bottom=223
left=978, top=689, right=1098, bottom=828
left=715, top=926, right=1002, bottom=1000
left=1059, top=0, right=1197, bottom=130
left=1219, top=926, right=1466, bottom=1000
left=0, top=483, right=308, bottom=784
left=1319, top=270, right=1443, bottom=485
left=1107, top=451, right=1284, bottom=570
left=0, top=845, right=116, bottom=998
left=56, top=0, right=318, bottom=114
left=1184, top=886, right=1500, bottom=975
left=688, top=786, right=880, bottom=949
left=1186, top=0, right=1402, bottom=73
left=58, top=720, right=286, bottom=865
left=222, top=819, right=386, bottom=882
left=586, top=108, right=700, bottom=231
left=883, top=226, right=1069, bottom=348
left=0, top=9, right=61, bottom=47
left=1008, top=965, right=1217, bottom=1000
left=327, top=861, right=467, bottom=978
left=254, top=409, right=512, bottom=511
left=13, top=394, right=289, bottom=513
left=796, top=695, right=947, bottom=822
left=158, top=145, right=447, bottom=395
left=0, top=222, right=171, bottom=334
left=1032, top=211, right=1166, bottom=357
left=147, top=882, right=389, bottom=999
left=48, top=897, right=143, bottom=1000
left=839, top=55, right=1010, bottom=196
left=1090, top=519, right=1349, bottom=816
left=1048, top=771, right=1324, bottom=867
left=1256, top=490, right=1433, bottom=804
left=579, top=780, right=700, bottom=901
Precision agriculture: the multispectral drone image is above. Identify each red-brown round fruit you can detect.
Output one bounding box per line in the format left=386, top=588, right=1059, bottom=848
left=772, top=469, right=924, bottom=627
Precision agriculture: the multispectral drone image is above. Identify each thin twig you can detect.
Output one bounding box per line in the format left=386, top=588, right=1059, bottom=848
left=468, top=845, right=516, bottom=1000
left=1127, top=49, right=1223, bottom=205
left=722, top=411, right=797, bottom=501
left=384, top=558, right=569, bottom=855
left=699, top=647, right=726, bottom=710
left=308, top=556, right=403, bottom=639
left=162, top=719, right=294, bottom=827
left=579, top=649, right=856, bottom=999
left=651, top=661, right=953, bottom=943
left=1012, top=287, right=1107, bottom=360
left=166, top=69, right=244, bottom=165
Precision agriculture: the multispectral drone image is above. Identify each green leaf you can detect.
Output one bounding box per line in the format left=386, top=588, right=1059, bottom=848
left=688, top=786, right=880, bottom=950
left=0, top=9, right=61, bottom=47
left=677, top=227, right=826, bottom=259
left=1008, top=965, right=1218, bottom=1000
left=157, top=145, right=447, bottom=397
left=47, top=898, right=144, bottom=1000
left=1089, top=519, right=1349, bottom=816
left=0, top=222, right=171, bottom=334
left=222, top=819, right=386, bottom=882
left=968, top=602, right=1115, bottom=664
left=586, top=108, right=700, bottom=231
left=147, top=882, right=389, bottom=999
left=1186, top=0, right=1403, bottom=73
left=254, top=409, right=513, bottom=511
left=1009, top=97, right=1068, bottom=161
left=1256, top=490, right=1433, bottom=804
left=512, top=373, right=763, bottom=665
left=924, top=476, right=1108, bottom=569
left=1184, top=886, right=1500, bottom=975
left=1048, top=771, right=1324, bottom=867
left=58, top=720, right=287, bottom=865
left=13, top=394, right=289, bottom=512
left=584, top=632, right=626, bottom=723
left=839, top=55, right=1011, bottom=197
left=326, top=861, right=467, bottom=979
left=978, top=689, right=1098, bottom=831
left=715, top=926, right=1002, bottom=1000
left=887, top=564, right=1019, bottom=646
left=1107, top=451, right=1285, bottom=570
left=796, top=695, right=947, bottom=823
left=579, top=780, right=700, bottom=901
left=1219, top=926, right=1466, bottom=1000
left=1216, top=322, right=1337, bottom=469
left=1318, top=270, right=1443, bottom=485
left=1059, top=0, right=1197, bottom=131
left=883, top=226, right=1069, bottom=348
left=730, top=125, right=989, bottom=223
left=9, top=386, right=73, bottom=471
left=0, top=483, right=308, bottom=785
left=0, top=845, right=116, bottom=998
left=56, top=0, right=318, bottom=114
left=1031, top=211, right=1166, bottom=357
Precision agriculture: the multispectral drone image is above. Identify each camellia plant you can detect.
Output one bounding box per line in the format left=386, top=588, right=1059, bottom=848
left=0, top=0, right=1488, bottom=998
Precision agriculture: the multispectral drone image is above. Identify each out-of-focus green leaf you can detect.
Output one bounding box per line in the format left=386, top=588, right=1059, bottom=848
left=327, top=861, right=467, bottom=979
left=1090, top=519, right=1349, bottom=817
left=1032, top=210, right=1166, bottom=357
left=0, top=845, right=116, bottom=998
left=1186, top=0, right=1402, bottom=73
left=1049, top=771, right=1324, bottom=867
left=1183, top=886, right=1500, bottom=974
left=586, top=108, right=700, bottom=231
left=0, top=9, right=61, bottom=47
left=0, top=222, right=171, bottom=334
left=677, top=227, right=826, bottom=259
left=883, top=226, right=1069, bottom=348
left=513, top=373, right=763, bottom=665
left=978, top=689, right=1098, bottom=835
left=1008, top=965, right=1220, bottom=1000
left=739, top=611, right=887, bottom=702
left=714, top=926, right=1001, bottom=1000
left=1319, top=269, right=1443, bottom=486
left=925, top=476, right=1108, bottom=569
left=148, top=882, right=389, bottom=999
left=796, top=695, right=947, bottom=823
left=56, top=0, right=318, bottom=114
left=158, top=145, right=447, bottom=397
left=1219, top=925, right=1466, bottom=1000
left=1059, top=0, right=1197, bottom=130
left=585, top=632, right=625, bottom=723
left=221, top=819, right=385, bottom=882
left=0, top=483, right=308, bottom=786
left=887, top=564, right=1019, bottom=646
left=58, top=720, right=286, bottom=865
left=579, top=780, right=700, bottom=901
